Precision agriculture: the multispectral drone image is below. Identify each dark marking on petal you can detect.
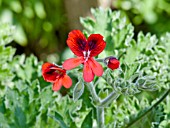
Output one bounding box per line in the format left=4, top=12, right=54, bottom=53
left=46, top=69, right=56, bottom=74
left=77, top=38, right=87, bottom=51
left=88, top=40, right=97, bottom=51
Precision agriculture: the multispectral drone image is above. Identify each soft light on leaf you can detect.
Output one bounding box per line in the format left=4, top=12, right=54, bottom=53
left=14, top=25, right=27, bottom=46
left=73, top=80, right=84, bottom=102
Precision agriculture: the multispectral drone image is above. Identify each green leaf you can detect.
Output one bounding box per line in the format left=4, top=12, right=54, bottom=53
left=124, top=40, right=139, bottom=64
left=27, top=79, right=41, bottom=103
left=73, top=80, right=84, bottom=102
left=39, top=86, right=53, bottom=107
left=0, top=46, right=15, bottom=63
left=5, top=88, right=19, bottom=109
left=80, top=17, right=95, bottom=32
left=125, top=90, right=170, bottom=128
left=0, top=23, right=15, bottom=45
left=162, top=33, right=170, bottom=55
left=14, top=24, right=27, bottom=46
left=81, top=110, right=93, bottom=128
left=0, top=112, right=9, bottom=128
left=0, top=67, right=14, bottom=84
left=48, top=112, right=68, bottom=128
left=14, top=106, right=27, bottom=128
left=124, top=63, right=139, bottom=80
left=15, top=80, right=28, bottom=93
left=91, top=8, right=108, bottom=34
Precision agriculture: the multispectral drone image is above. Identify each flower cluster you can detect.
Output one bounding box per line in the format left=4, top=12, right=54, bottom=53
left=42, top=30, right=120, bottom=91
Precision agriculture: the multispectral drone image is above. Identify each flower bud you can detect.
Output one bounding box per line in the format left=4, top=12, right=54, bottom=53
left=104, top=56, right=120, bottom=70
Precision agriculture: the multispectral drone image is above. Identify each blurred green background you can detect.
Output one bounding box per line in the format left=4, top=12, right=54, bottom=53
left=0, top=0, right=170, bottom=62
left=113, top=0, right=170, bottom=36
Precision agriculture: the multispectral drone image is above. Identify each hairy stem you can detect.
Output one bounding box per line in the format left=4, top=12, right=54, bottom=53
left=100, top=91, right=120, bottom=107
left=87, top=83, right=105, bottom=127
left=97, top=107, right=105, bottom=128
left=95, top=58, right=104, bottom=63
left=87, top=83, right=120, bottom=128
left=87, top=82, right=101, bottom=104
left=126, top=89, right=170, bottom=128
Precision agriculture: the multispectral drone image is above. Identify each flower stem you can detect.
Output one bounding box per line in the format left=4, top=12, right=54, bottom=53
left=96, top=107, right=105, bottom=128
left=87, top=83, right=105, bottom=127
left=95, top=58, right=104, bottom=63
left=100, top=91, right=120, bottom=107
left=87, top=82, right=120, bottom=128
left=87, top=82, right=101, bottom=104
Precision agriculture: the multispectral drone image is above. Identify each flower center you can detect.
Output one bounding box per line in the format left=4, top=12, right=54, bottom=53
left=55, top=70, right=64, bottom=79
left=83, top=50, right=91, bottom=62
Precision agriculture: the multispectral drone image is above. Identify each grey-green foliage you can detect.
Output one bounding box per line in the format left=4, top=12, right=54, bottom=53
left=81, top=8, right=160, bottom=94
left=81, top=8, right=170, bottom=127
left=0, top=23, right=90, bottom=128
left=0, top=23, right=15, bottom=94
left=81, top=8, right=134, bottom=55
left=73, top=79, right=84, bottom=102
left=105, top=95, right=167, bottom=128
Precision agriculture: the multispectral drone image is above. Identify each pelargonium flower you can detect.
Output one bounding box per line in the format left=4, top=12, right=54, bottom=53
left=42, top=63, right=72, bottom=91
left=104, top=56, right=120, bottom=70
left=63, top=30, right=106, bottom=82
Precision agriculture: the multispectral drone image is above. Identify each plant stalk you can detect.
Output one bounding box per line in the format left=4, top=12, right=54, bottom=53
left=87, top=82, right=120, bottom=128
left=95, top=58, right=104, bottom=63
left=87, top=82, right=101, bottom=104
left=96, top=107, right=105, bottom=128
left=100, top=91, right=120, bottom=107
left=87, top=83, right=105, bottom=127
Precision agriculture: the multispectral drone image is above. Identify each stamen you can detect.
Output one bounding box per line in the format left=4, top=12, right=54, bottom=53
left=87, top=50, right=90, bottom=57
left=83, top=50, right=91, bottom=62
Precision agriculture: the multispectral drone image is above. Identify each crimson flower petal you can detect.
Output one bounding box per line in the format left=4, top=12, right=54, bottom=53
left=63, top=57, right=83, bottom=70
left=88, top=58, right=103, bottom=76
left=87, top=34, right=106, bottom=57
left=52, top=78, right=62, bottom=91
left=42, top=63, right=60, bottom=82
left=67, top=30, right=87, bottom=56
left=62, top=74, right=72, bottom=88
left=83, top=61, right=94, bottom=82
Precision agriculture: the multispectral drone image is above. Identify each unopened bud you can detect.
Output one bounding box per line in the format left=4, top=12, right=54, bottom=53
left=104, top=56, right=120, bottom=70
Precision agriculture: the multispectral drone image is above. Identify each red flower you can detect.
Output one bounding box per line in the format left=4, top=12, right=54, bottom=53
left=105, top=57, right=120, bottom=70
left=63, top=30, right=106, bottom=82
left=42, top=63, right=72, bottom=91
